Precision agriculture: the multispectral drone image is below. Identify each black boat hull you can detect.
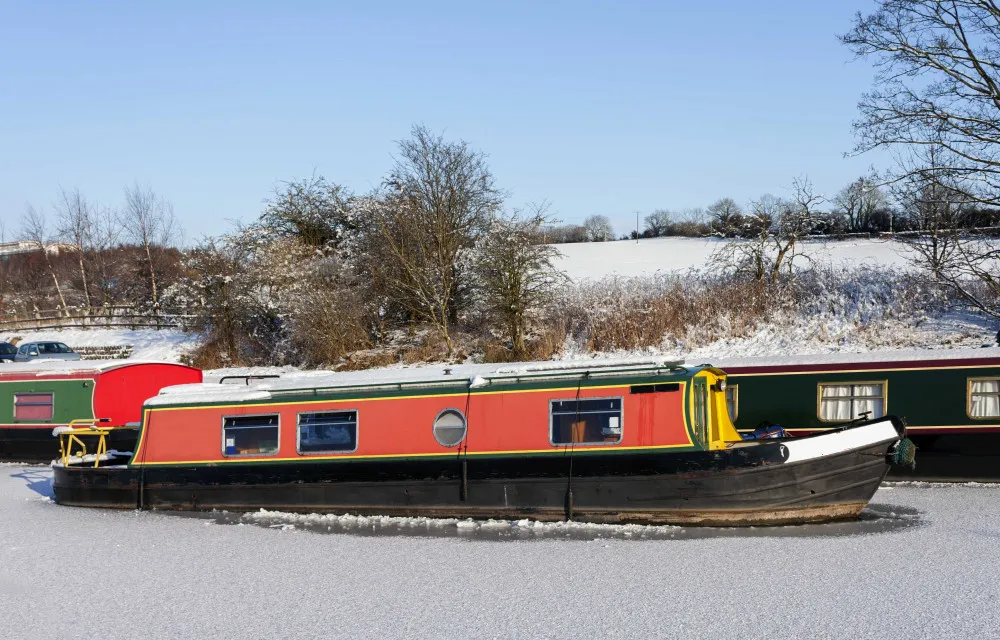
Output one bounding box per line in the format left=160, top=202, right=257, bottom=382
left=1, top=427, right=138, bottom=463
left=888, top=433, right=1000, bottom=481
left=52, top=433, right=897, bottom=526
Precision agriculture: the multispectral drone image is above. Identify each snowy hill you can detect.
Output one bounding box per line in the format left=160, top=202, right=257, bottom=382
left=551, top=236, right=912, bottom=280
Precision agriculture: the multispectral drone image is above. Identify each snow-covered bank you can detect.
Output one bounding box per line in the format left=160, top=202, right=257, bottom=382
left=2, top=465, right=998, bottom=639
left=0, top=328, right=198, bottom=362
left=552, top=236, right=912, bottom=280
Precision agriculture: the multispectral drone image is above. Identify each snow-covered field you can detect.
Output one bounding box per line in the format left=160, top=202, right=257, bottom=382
left=1, top=465, right=998, bottom=639
left=552, top=236, right=912, bottom=280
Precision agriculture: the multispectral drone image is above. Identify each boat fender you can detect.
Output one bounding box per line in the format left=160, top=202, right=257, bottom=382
left=889, top=438, right=917, bottom=469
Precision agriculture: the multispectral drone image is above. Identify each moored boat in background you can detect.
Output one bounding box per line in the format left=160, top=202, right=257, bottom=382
left=52, top=359, right=913, bottom=525
left=0, top=360, right=202, bottom=461
left=718, top=349, right=1000, bottom=481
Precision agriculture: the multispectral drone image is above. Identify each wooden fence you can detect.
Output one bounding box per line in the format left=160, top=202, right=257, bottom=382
left=0, top=306, right=196, bottom=332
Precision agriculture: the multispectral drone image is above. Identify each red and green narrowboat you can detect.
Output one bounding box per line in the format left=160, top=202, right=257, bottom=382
left=52, top=359, right=913, bottom=526
left=0, top=360, right=202, bottom=461
left=719, top=349, right=1000, bottom=480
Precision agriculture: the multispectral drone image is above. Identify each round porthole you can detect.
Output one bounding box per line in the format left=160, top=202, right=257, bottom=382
left=433, top=409, right=467, bottom=447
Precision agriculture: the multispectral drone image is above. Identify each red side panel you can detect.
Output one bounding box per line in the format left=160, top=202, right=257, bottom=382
left=137, top=384, right=691, bottom=464
left=92, top=364, right=202, bottom=427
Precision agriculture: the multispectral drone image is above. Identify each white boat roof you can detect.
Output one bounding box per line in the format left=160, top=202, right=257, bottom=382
left=713, top=347, right=1000, bottom=370
left=146, top=357, right=690, bottom=407
left=0, top=359, right=193, bottom=378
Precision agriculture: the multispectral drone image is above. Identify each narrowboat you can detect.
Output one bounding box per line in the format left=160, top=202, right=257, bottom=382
left=53, top=359, right=913, bottom=525
left=717, top=349, right=1000, bottom=480
left=0, top=360, right=202, bottom=461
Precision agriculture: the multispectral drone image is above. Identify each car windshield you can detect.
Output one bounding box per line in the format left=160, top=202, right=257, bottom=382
left=0, top=344, right=15, bottom=355
left=38, top=342, right=74, bottom=354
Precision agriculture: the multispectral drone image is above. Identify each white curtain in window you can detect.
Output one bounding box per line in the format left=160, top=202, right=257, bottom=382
left=972, top=380, right=1000, bottom=394
left=821, top=385, right=852, bottom=421
left=970, top=379, right=1000, bottom=417
left=853, top=384, right=884, bottom=419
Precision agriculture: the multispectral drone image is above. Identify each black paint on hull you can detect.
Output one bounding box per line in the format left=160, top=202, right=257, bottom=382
left=0, top=428, right=138, bottom=463
left=52, top=438, right=896, bottom=526
left=887, top=433, right=1000, bottom=481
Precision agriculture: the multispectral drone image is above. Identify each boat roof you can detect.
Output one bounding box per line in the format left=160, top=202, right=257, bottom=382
left=147, top=357, right=694, bottom=407
left=714, top=347, right=1000, bottom=370
left=0, top=359, right=194, bottom=378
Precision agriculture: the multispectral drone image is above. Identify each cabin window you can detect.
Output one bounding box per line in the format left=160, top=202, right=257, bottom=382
left=223, top=414, right=279, bottom=456
left=550, top=397, right=623, bottom=445
left=433, top=409, right=467, bottom=447
left=968, top=378, right=1000, bottom=418
left=726, top=385, right=738, bottom=422
left=818, top=382, right=885, bottom=422
left=297, top=410, right=358, bottom=454
left=13, top=393, right=54, bottom=421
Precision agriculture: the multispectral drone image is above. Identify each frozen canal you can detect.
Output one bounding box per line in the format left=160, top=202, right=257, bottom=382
left=1, top=465, right=998, bottom=639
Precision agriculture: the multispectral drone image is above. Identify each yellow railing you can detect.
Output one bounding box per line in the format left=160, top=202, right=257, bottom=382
left=56, top=419, right=136, bottom=468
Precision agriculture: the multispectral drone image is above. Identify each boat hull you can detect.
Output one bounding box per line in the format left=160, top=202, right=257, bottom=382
left=52, top=425, right=899, bottom=526
left=1, top=427, right=138, bottom=463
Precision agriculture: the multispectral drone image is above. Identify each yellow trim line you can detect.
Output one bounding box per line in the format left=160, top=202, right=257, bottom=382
left=135, top=442, right=699, bottom=466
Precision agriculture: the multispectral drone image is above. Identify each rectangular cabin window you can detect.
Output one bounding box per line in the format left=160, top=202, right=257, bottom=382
left=223, top=414, right=279, bottom=457
left=550, top=398, right=623, bottom=445
left=818, top=382, right=885, bottom=422
left=726, top=385, right=738, bottom=422
left=297, top=410, right=358, bottom=454
left=13, top=393, right=54, bottom=421
left=969, top=378, right=1000, bottom=418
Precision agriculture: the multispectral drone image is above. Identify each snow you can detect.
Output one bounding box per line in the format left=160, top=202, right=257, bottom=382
left=552, top=236, right=913, bottom=280
left=0, top=358, right=195, bottom=377
left=145, top=357, right=692, bottom=407
left=2, top=464, right=999, bottom=639
left=714, top=345, right=1000, bottom=370
left=0, top=328, right=199, bottom=362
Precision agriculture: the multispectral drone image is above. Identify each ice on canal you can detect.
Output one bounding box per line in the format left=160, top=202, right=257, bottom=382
left=2, top=464, right=999, bottom=640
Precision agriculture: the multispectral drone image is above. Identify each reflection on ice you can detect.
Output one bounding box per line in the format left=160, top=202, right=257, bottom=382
left=184, top=502, right=924, bottom=541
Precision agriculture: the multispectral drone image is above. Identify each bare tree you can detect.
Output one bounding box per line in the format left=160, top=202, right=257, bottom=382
left=833, top=177, right=886, bottom=233
left=90, top=205, right=125, bottom=311
left=366, top=125, right=503, bottom=354
left=643, top=210, right=671, bottom=237
left=0, top=219, right=8, bottom=312
left=770, top=177, right=823, bottom=282
left=729, top=194, right=783, bottom=282
left=55, top=187, right=95, bottom=309
left=892, top=146, right=967, bottom=278
left=715, top=178, right=823, bottom=283
left=707, top=198, right=743, bottom=236
left=121, top=182, right=177, bottom=310
left=21, top=205, right=68, bottom=312
left=583, top=215, right=614, bottom=242
left=841, top=1, right=1000, bottom=204
left=473, top=204, right=566, bottom=357
left=260, top=173, right=353, bottom=248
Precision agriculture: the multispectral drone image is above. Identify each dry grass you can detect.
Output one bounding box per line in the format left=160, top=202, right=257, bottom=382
left=573, top=275, right=776, bottom=352
left=481, top=318, right=567, bottom=363
left=287, top=286, right=371, bottom=367
left=184, top=337, right=237, bottom=370
left=337, top=348, right=400, bottom=371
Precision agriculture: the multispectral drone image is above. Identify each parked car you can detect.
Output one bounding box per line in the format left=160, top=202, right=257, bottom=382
left=0, top=342, right=16, bottom=362
left=13, top=341, right=82, bottom=362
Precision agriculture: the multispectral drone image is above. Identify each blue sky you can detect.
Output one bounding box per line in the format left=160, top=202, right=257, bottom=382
left=0, top=1, right=887, bottom=240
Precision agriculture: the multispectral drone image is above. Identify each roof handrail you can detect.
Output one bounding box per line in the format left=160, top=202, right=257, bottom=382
left=218, top=374, right=281, bottom=386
